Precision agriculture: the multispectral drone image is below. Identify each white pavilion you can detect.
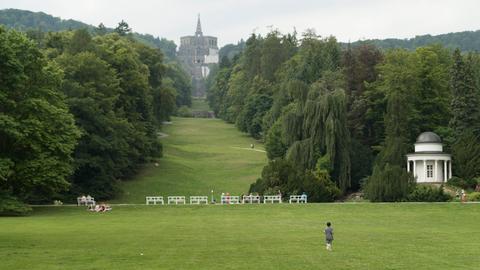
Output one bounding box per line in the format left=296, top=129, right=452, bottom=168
left=406, top=132, right=452, bottom=183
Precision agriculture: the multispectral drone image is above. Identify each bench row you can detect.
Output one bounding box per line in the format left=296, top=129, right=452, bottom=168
left=77, top=197, right=96, bottom=206
left=146, top=195, right=307, bottom=205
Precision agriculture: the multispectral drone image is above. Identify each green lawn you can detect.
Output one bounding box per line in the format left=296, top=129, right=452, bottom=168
left=113, top=117, right=266, bottom=203
left=191, top=97, right=211, bottom=111
left=1, top=203, right=479, bottom=270
left=3, top=117, right=480, bottom=269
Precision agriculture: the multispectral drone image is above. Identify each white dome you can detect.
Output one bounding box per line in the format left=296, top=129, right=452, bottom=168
left=416, top=132, right=442, bottom=143
left=415, top=132, right=443, bottom=153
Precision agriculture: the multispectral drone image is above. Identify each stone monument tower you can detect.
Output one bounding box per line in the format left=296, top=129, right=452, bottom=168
left=178, top=15, right=219, bottom=97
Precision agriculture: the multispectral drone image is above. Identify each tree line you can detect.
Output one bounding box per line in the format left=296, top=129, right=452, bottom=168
left=351, top=30, right=480, bottom=52
left=0, top=25, right=191, bottom=215
left=0, top=9, right=180, bottom=60
left=207, top=30, right=480, bottom=202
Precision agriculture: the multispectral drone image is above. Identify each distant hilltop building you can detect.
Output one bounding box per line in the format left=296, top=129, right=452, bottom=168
left=178, top=15, right=219, bottom=97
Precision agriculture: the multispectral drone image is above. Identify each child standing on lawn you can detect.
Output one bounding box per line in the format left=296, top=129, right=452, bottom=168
left=324, top=222, right=334, bottom=251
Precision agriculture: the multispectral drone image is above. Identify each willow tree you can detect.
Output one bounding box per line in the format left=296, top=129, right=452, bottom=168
left=284, top=72, right=351, bottom=192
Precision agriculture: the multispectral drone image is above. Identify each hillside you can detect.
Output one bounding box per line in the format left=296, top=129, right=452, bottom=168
left=0, top=8, right=177, bottom=58
left=3, top=8, right=480, bottom=57
left=219, top=31, right=480, bottom=59
left=113, top=116, right=267, bottom=203
left=351, top=30, right=480, bottom=51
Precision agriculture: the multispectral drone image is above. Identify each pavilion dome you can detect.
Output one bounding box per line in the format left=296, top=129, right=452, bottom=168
left=416, top=132, right=442, bottom=143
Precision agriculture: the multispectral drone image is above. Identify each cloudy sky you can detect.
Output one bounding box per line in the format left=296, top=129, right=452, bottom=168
left=1, top=0, right=479, bottom=46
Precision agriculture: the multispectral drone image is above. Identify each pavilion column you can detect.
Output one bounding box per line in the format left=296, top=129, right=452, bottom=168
left=423, top=159, right=427, bottom=182
left=412, top=160, right=416, bottom=178
left=407, top=160, right=411, bottom=172
left=449, top=160, right=452, bottom=179
left=444, top=160, right=448, bottom=182
left=434, top=160, right=438, bottom=182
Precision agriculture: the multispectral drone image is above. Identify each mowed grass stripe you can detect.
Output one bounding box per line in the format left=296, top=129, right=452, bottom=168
left=1, top=204, right=479, bottom=270
left=114, top=117, right=266, bottom=203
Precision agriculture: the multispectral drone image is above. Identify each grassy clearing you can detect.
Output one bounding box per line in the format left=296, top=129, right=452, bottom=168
left=1, top=203, right=479, bottom=270
left=191, top=97, right=211, bottom=111
left=113, top=117, right=266, bottom=203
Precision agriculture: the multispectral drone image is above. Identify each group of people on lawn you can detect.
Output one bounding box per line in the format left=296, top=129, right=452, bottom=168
left=79, top=194, right=111, bottom=212
left=88, top=203, right=112, bottom=212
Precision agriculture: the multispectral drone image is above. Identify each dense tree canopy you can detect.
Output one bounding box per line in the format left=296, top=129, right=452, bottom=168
left=1, top=25, right=187, bottom=212
left=209, top=29, right=480, bottom=201
left=0, top=27, right=80, bottom=205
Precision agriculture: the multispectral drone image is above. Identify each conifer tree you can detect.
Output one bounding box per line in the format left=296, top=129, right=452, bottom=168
left=364, top=50, right=415, bottom=201
left=95, top=23, right=107, bottom=36
left=449, top=49, right=480, bottom=179
left=114, top=20, right=131, bottom=36
left=449, top=49, right=480, bottom=136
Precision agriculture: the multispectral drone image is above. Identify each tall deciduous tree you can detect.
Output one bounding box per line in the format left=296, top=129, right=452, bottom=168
left=0, top=27, right=80, bottom=204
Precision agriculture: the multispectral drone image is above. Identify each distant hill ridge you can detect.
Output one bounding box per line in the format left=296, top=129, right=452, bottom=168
left=0, top=8, right=177, bottom=58
left=351, top=30, right=480, bottom=51
left=0, top=8, right=90, bottom=31
left=2, top=8, right=480, bottom=53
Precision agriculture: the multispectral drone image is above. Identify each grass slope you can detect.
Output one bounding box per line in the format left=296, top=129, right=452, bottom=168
left=1, top=204, right=479, bottom=270
left=191, top=97, right=211, bottom=112
left=114, top=117, right=266, bottom=203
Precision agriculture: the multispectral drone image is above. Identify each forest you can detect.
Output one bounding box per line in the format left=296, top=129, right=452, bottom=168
left=2, top=8, right=480, bottom=214
left=207, top=30, right=480, bottom=202
left=0, top=9, right=179, bottom=59
left=351, top=30, right=480, bottom=52
left=0, top=22, right=192, bottom=215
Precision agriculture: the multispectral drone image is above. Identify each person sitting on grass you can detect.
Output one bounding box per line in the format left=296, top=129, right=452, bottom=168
left=324, top=222, right=334, bottom=251
left=98, top=203, right=112, bottom=212
left=80, top=195, right=87, bottom=205
left=88, top=203, right=111, bottom=212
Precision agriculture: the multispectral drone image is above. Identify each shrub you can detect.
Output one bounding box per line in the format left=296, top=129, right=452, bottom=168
left=0, top=192, right=32, bottom=216
left=447, top=176, right=477, bottom=190
left=176, top=106, right=193, bottom=117
left=302, top=170, right=341, bottom=202
left=249, top=158, right=340, bottom=202
left=364, top=164, right=415, bottom=202
left=407, top=185, right=451, bottom=202
left=467, top=192, right=480, bottom=201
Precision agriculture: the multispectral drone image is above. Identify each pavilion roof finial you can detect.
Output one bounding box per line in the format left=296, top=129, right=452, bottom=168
left=196, top=13, right=202, bottom=36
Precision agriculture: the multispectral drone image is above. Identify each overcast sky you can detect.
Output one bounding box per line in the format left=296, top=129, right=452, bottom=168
left=1, top=0, right=479, bottom=46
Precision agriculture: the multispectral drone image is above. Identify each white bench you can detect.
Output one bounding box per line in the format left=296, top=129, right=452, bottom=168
left=190, top=196, right=208, bottom=204
left=146, top=196, right=164, bottom=205
left=242, top=195, right=261, bottom=204
left=289, top=195, right=307, bottom=203
left=77, top=196, right=95, bottom=206
left=264, top=195, right=282, bottom=204
left=221, top=195, right=240, bottom=204
left=168, top=196, right=186, bottom=205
